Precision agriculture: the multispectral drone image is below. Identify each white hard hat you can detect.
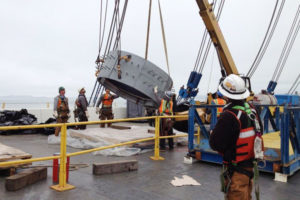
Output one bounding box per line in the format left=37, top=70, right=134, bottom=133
left=218, top=74, right=250, bottom=100
left=165, top=91, right=173, bottom=99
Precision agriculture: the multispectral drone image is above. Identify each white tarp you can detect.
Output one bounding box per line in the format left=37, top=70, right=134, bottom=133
left=48, top=125, right=187, bottom=157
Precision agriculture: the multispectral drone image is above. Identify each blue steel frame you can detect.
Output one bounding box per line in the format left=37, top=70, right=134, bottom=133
left=188, top=104, right=300, bottom=175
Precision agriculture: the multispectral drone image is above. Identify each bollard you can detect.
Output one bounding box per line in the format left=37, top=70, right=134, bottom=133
left=52, top=153, right=70, bottom=183
left=1, top=102, right=5, bottom=109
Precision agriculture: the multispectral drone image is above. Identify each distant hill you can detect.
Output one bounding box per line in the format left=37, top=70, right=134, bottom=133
left=0, top=95, right=76, bottom=104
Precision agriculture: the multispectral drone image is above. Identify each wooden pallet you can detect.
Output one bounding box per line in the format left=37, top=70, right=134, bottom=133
left=0, top=143, right=32, bottom=175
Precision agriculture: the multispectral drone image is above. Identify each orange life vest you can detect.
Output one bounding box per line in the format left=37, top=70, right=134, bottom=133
left=159, top=99, right=173, bottom=115
left=102, top=94, right=113, bottom=107
left=226, top=103, right=257, bottom=164
left=213, top=98, right=226, bottom=117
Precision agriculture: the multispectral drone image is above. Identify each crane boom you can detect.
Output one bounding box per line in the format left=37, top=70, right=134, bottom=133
left=196, top=0, right=238, bottom=76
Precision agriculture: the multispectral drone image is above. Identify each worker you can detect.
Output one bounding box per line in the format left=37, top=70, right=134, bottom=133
left=212, top=91, right=227, bottom=117
left=96, top=89, right=119, bottom=128
left=209, top=74, right=263, bottom=200
left=53, top=87, right=70, bottom=136
left=154, top=86, right=174, bottom=150
left=75, top=87, right=89, bottom=130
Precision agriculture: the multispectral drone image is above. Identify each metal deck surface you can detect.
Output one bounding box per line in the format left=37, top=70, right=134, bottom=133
left=0, top=133, right=300, bottom=200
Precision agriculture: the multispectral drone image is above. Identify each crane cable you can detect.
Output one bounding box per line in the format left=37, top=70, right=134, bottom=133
left=113, top=0, right=128, bottom=51
left=90, top=0, right=109, bottom=106
left=145, top=0, right=152, bottom=60
left=193, top=0, right=216, bottom=72
left=103, top=0, right=120, bottom=58
left=288, top=74, right=300, bottom=94
left=158, top=0, right=170, bottom=76
left=91, top=0, right=128, bottom=106
left=275, top=12, right=300, bottom=82
left=272, top=5, right=300, bottom=82
left=291, top=82, right=300, bottom=94
left=247, top=0, right=285, bottom=78
left=197, top=0, right=225, bottom=74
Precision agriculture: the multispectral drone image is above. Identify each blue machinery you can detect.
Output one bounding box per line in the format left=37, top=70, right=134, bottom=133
left=187, top=101, right=300, bottom=176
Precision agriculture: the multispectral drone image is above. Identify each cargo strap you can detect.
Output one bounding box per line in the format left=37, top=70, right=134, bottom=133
left=158, top=0, right=170, bottom=76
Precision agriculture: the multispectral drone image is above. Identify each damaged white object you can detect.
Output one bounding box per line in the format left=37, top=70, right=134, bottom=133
left=48, top=126, right=186, bottom=157
left=171, top=175, right=201, bottom=187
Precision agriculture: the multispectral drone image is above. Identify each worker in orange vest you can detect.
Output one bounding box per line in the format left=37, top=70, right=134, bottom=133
left=212, top=91, right=226, bottom=117
left=210, top=74, right=264, bottom=200
left=96, top=89, right=119, bottom=128
left=155, top=86, right=175, bottom=150
left=53, top=87, right=70, bottom=136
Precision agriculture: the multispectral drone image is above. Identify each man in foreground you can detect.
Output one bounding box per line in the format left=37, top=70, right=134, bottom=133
left=210, top=74, right=263, bottom=200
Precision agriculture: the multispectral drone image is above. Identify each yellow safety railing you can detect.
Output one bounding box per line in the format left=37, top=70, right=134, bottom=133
left=0, top=115, right=201, bottom=192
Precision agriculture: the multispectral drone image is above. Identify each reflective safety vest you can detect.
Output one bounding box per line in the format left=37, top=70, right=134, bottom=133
left=213, top=98, right=226, bottom=117
left=57, top=96, right=69, bottom=112
left=226, top=103, right=256, bottom=164
left=102, top=94, right=113, bottom=107
left=159, top=99, right=173, bottom=115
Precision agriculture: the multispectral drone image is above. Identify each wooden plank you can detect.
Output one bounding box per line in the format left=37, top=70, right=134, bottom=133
left=147, top=129, right=155, bottom=134
left=263, top=131, right=294, bottom=155
left=5, top=167, right=47, bottom=191
left=110, top=125, right=131, bottom=130
left=0, top=143, right=32, bottom=162
left=93, top=160, right=138, bottom=175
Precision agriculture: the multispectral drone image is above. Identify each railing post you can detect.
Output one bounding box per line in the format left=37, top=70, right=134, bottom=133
left=150, top=116, right=164, bottom=161
left=51, top=124, right=75, bottom=191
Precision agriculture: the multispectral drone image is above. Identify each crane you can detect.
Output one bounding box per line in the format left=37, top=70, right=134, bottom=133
left=178, top=0, right=252, bottom=105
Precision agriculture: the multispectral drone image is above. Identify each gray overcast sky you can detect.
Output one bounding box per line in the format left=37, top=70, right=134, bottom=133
left=0, top=0, right=299, bottom=98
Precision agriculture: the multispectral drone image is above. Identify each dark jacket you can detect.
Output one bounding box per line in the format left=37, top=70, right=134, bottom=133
left=77, top=94, right=88, bottom=111
left=209, top=100, right=262, bottom=165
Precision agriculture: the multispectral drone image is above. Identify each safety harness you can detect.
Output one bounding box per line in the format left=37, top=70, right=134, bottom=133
left=220, top=102, right=263, bottom=200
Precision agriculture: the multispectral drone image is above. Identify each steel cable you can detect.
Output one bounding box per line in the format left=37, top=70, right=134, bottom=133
left=247, top=0, right=282, bottom=77
left=272, top=6, right=300, bottom=81
left=193, top=0, right=216, bottom=72
left=249, top=1, right=285, bottom=78
left=113, top=0, right=128, bottom=50
left=249, top=0, right=285, bottom=78
left=197, top=0, right=224, bottom=73
left=288, top=74, right=300, bottom=94
left=275, top=16, right=300, bottom=82
left=291, top=81, right=300, bottom=94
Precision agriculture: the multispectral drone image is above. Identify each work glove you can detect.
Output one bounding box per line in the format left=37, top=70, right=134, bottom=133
left=53, top=111, right=58, bottom=118
left=154, top=86, right=158, bottom=94
left=85, top=111, right=89, bottom=118
left=96, top=107, right=100, bottom=114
